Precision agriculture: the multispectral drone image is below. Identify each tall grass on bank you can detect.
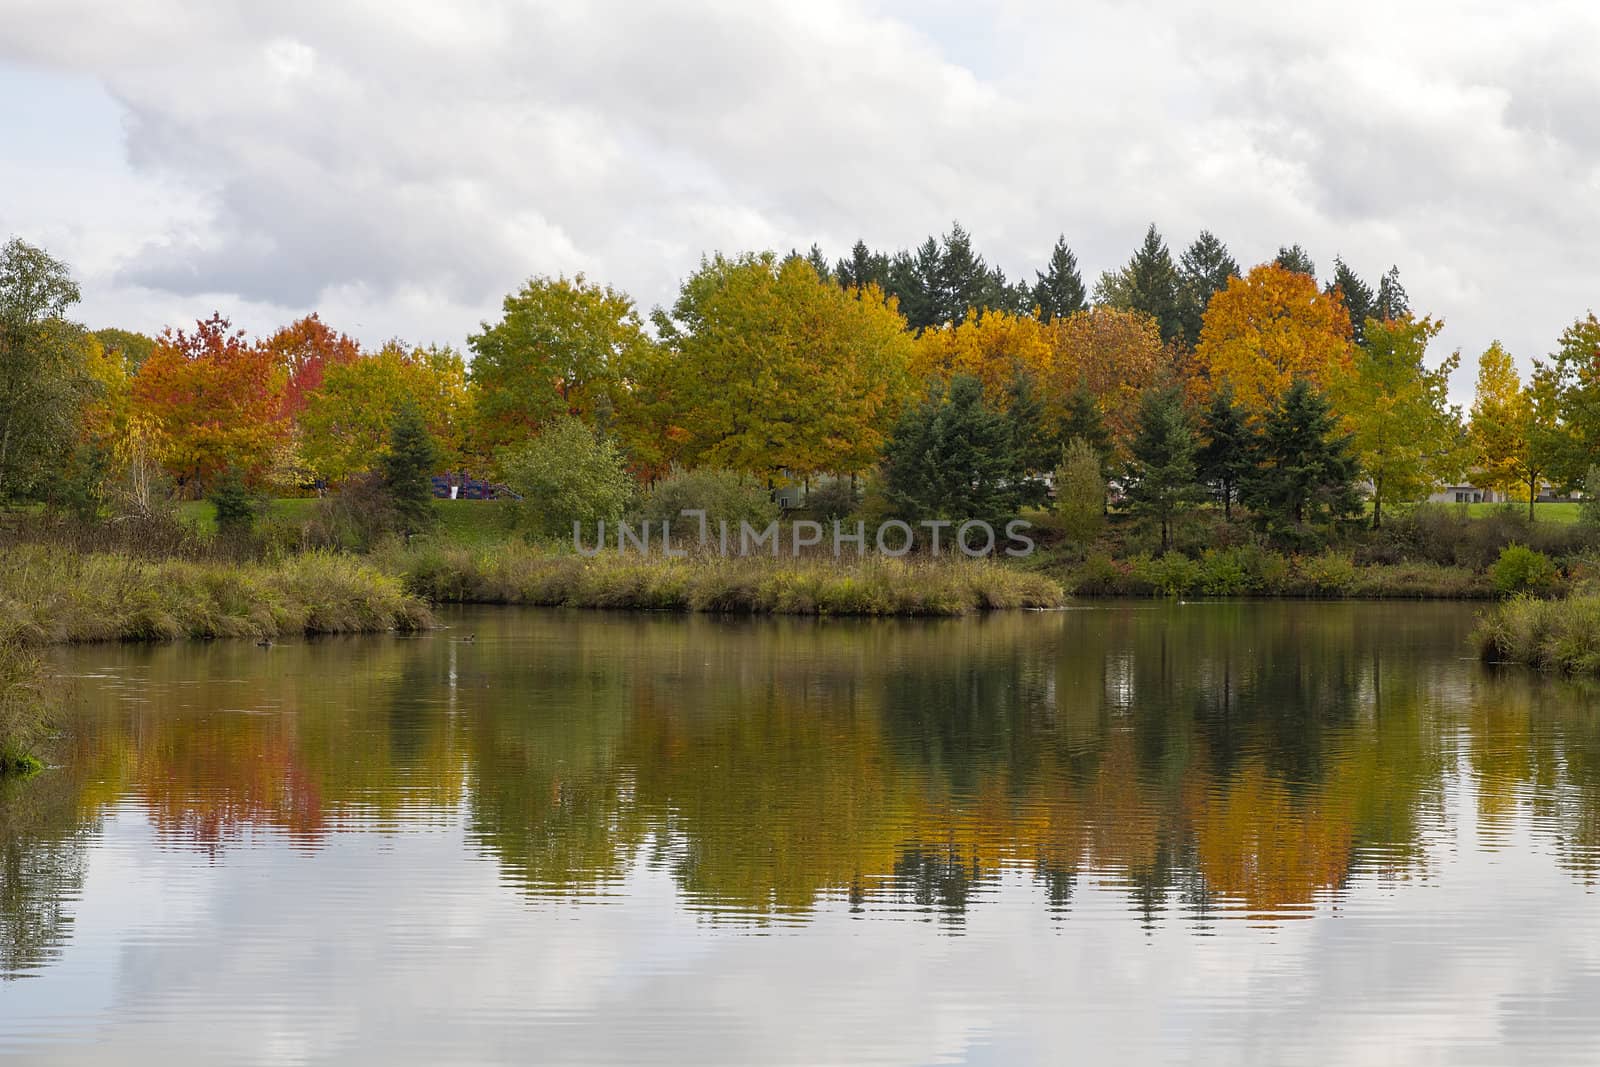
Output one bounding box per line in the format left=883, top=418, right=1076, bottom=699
left=0, top=638, right=50, bottom=774
left=1475, top=595, right=1600, bottom=673
left=0, top=546, right=434, bottom=645
left=395, top=544, right=1065, bottom=616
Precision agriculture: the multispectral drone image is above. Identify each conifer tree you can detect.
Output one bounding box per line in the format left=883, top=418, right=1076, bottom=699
left=1123, top=385, right=1203, bottom=551
left=1246, top=378, right=1361, bottom=530
left=1031, top=236, right=1088, bottom=323
left=1196, top=385, right=1256, bottom=521
left=1057, top=384, right=1113, bottom=468
left=883, top=374, right=1019, bottom=521
left=1125, top=224, right=1184, bottom=344
left=1275, top=244, right=1317, bottom=278
left=1326, top=257, right=1375, bottom=345
left=1005, top=372, right=1054, bottom=506
left=382, top=400, right=440, bottom=537
left=1177, top=231, right=1240, bottom=348
left=1373, top=266, right=1410, bottom=322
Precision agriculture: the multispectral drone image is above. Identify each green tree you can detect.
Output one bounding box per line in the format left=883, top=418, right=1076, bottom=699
left=888, top=238, right=941, bottom=332
left=1005, top=372, right=1054, bottom=506
left=1581, top=464, right=1600, bottom=528
left=467, top=275, right=649, bottom=450
left=498, top=416, right=633, bottom=541
left=92, top=327, right=155, bottom=374
left=834, top=240, right=891, bottom=293
left=1177, top=231, right=1239, bottom=348
left=1246, top=378, right=1361, bottom=530
left=1196, top=385, right=1256, bottom=521
left=1373, top=266, right=1410, bottom=322
left=882, top=375, right=1020, bottom=521
left=1275, top=244, right=1317, bottom=278
left=1101, top=224, right=1183, bottom=344
left=1057, top=384, right=1113, bottom=468
left=1054, top=437, right=1105, bottom=549
left=1123, top=385, right=1203, bottom=551
left=1469, top=342, right=1561, bottom=521
left=209, top=466, right=259, bottom=535
left=1333, top=316, right=1465, bottom=528
left=1325, top=258, right=1375, bottom=346
left=1031, top=236, right=1087, bottom=323
left=0, top=238, right=92, bottom=503
left=1541, top=312, right=1600, bottom=487
left=380, top=401, right=440, bottom=537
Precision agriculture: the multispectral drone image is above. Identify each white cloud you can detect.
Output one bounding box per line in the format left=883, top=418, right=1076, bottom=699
left=2, top=0, right=1598, bottom=398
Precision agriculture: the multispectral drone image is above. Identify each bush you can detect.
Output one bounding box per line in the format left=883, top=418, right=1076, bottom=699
left=304, top=474, right=400, bottom=552
left=1296, top=552, right=1358, bottom=595
left=634, top=466, right=779, bottom=540
left=1198, top=547, right=1251, bottom=596
left=802, top=478, right=858, bottom=522
left=499, top=417, right=634, bottom=542
left=1491, top=544, right=1559, bottom=595
left=1581, top=465, right=1600, bottom=528
left=1476, top=595, right=1600, bottom=672
left=1054, top=438, right=1105, bottom=552
left=1132, top=551, right=1202, bottom=597
left=209, top=467, right=260, bottom=534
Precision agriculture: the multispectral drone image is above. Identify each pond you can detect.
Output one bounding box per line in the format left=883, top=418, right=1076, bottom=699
left=3, top=602, right=1600, bottom=1064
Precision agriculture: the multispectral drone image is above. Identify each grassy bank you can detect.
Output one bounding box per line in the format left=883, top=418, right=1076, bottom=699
left=0, top=545, right=434, bottom=645
left=397, top=544, right=1065, bottom=615
left=1050, top=549, right=1499, bottom=599
left=1475, top=595, right=1600, bottom=673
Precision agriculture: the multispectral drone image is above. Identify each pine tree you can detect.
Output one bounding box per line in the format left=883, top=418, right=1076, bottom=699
left=1123, top=385, right=1203, bottom=551
left=888, top=239, right=941, bottom=331
left=835, top=240, right=890, bottom=293
left=803, top=244, right=832, bottom=283
left=1125, top=224, right=1184, bottom=344
left=1196, top=385, right=1256, bottom=521
left=1177, top=231, right=1240, bottom=348
left=1373, top=266, right=1409, bottom=322
left=1326, top=257, right=1375, bottom=345
left=1031, top=236, right=1087, bottom=323
left=209, top=466, right=258, bottom=535
left=936, top=222, right=992, bottom=325
left=1246, top=378, right=1361, bottom=530
left=1057, top=384, right=1113, bottom=468
left=1005, top=372, right=1054, bottom=507
left=382, top=400, right=440, bottom=537
left=1275, top=244, right=1317, bottom=278
left=883, top=374, right=1020, bottom=521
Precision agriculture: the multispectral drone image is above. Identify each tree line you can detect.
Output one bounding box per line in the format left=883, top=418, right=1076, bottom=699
left=2, top=226, right=1598, bottom=541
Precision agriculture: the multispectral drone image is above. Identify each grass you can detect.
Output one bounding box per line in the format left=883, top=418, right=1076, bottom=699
left=395, top=543, right=1065, bottom=616
left=1475, top=594, right=1600, bottom=672
left=177, top=496, right=510, bottom=542
left=0, top=545, right=434, bottom=645
left=1461, top=501, right=1580, bottom=524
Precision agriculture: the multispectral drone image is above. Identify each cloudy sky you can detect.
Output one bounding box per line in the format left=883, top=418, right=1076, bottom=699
left=2, top=0, right=1598, bottom=401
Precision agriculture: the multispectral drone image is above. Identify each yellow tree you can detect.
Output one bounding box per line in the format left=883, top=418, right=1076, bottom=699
left=1043, top=307, right=1169, bottom=445
left=1469, top=341, right=1561, bottom=520
left=1196, top=263, right=1354, bottom=415
left=650, top=254, right=915, bottom=481
left=1330, top=316, right=1465, bottom=528
left=298, top=341, right=469, bottom=484
left=910, top=309, right=1052, bottom=407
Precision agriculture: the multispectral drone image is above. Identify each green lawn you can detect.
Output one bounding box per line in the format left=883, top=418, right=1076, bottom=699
left=1460, top=501, right=1580, bottom=524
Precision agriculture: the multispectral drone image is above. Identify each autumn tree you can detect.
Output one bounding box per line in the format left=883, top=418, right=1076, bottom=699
left=1195, top=385, right=1255, bottom=521
left=1245, top=378, right=1361, bottom=531
left=298, top=341, right=469, bottom=484
left=1196, top=264, right=1354, bottom=415
left=651, top=253, right=914, bottom=481
left=92, top=328, right=155, bottom=374
left=1031, top=236, right=1087, bottom=323
left=468, top=275, right=649, bottom=451
left=1177, top=231, right=1240, bottom=348
left=0, top=238, right=95, bottom=502
left=1045, top=307, right=1170, bottom=447
left=498, top=416, right=633, bottom=541
left=1055, top=437, right=1105, bottom=548
left=912, top=308, right=1052, bottom=408
left=1469, top=342, right=1561, bottom=519
left=131, top=313, right=286, bottom=493
left=1123, top=385, right=1203, bottom=552
left=262, top=313, right=360, bottom=418
left=1331, top=316, right=1464, bottom=528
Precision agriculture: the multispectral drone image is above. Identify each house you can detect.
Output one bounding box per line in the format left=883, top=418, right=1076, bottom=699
left=1427, top=484, right=1508, bottom=505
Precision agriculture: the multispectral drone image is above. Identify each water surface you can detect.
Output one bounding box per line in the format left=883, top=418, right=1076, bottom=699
left=5, top=603, right=1600, bottom=1064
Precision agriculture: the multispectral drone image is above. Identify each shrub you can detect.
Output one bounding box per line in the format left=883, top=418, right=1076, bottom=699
left=1296, top=552, right=1357, bottom=595
left=1072, top=553, right=1130, bottom=596
left=209, top=467, right=260, bottom=534
left=1198, top=548, right=1252, bottom=596
left=499, top=417, right=634, bottom=542
left=634, top=466, right=779, bottom=538
left=1491, top=544, right=1559, bottom=595
left=1133, top=551, right=1201, bottom=597
left=1054, top=438, right=1105, bottom=552
left=1581, top=465, right=1600, bottom=528
left=304, top=474, right=400, bottom=552
left=801, top=478, right=858, bottom=522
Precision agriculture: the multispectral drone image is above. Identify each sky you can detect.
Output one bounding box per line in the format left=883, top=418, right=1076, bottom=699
left=2, top=0, right=1598, bottom=403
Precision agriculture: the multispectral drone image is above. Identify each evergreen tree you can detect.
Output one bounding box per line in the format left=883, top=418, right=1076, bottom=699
left=1196, top=385, right=1256, bottom=521
left=888, top=239, right=941, bottom=331
left=1031, top=236, right=1087, bottom=323
left=835, top=240, right=890, bottom=293
left=1057, top=384, right=1113, bottom=468
left=882, top=374, right=1020, bottom=521
left=1245, top=378, right=1361, bottom=530
left=1326, top=257, right=1375, bottom=345
left=1123, top=385, right=1203, bottom=551
left=1125, top=224, right=1184, bottom=344
left=1005, top=372, right=1054, bottom=507
left=208, top=466, right=258, bottom=535
left=1275, top=244, right=1317, bottom=278
left=1373, top=265, right=1409, bottom=322
left=1177, top=231, right=1240, bottom=347
left=935, top=222, right=994, bottom=325
left=802, top=243, right=832, bottom=283
left=381, top=400, right=440, bottom=537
